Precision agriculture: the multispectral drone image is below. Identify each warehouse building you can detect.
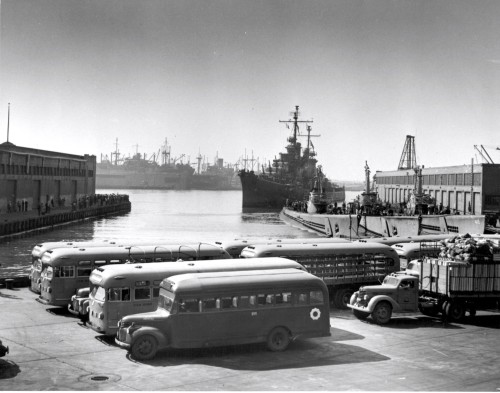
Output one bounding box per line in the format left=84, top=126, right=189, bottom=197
left=374, top=163, right=500, bottom=216
left=0, top=141, right=96, bottom=213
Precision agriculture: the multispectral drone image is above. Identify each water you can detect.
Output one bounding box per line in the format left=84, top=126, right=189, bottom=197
left=0, top=189, right=338, bottom=277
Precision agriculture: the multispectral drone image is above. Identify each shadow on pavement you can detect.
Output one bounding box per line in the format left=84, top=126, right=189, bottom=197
left=126, top=337, right=389, bottom=370
left=0, top=359, right=20, bottom=379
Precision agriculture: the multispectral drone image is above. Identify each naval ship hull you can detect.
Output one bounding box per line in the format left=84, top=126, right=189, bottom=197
left=240, top=171, right=345, bottom=212
left=280, top=207, right=486, bottom=238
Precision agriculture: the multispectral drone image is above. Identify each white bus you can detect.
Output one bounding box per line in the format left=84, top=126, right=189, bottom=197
left=37, top=243, right=230, bottom=308
left=88, top=257, right=306, bottom=335
left=115, top=268, right=331, bottom=360
left=240, top=242, right=400, bottom=309
left=216, top=237, right=351, bottom=258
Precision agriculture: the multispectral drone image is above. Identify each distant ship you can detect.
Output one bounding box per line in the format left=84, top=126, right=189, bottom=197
left=238, top=106, right=345, bottom=212
left=189, top=154, right=241, bottom=190
left=96, top=139, right=194, bottom=190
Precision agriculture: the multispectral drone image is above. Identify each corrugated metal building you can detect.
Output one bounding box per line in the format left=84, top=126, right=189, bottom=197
left=0, top=142, right=96, bottom=213
left=374, top=163, right=500, bottom=215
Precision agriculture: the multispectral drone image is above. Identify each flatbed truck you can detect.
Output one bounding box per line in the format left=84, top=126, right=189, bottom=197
left=348, top=253, right=500, bottom=324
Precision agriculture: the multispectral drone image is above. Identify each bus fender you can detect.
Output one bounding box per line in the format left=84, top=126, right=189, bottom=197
left=132, top=326, right=168, bottom=348
left=366, top=295, right=400, bottom=313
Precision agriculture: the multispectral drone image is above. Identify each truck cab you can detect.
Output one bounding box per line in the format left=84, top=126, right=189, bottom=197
left=347, top=272, right=419, bottom=324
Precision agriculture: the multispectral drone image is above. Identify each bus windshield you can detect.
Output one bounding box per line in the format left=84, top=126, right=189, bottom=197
left=158, top=288, right=175, bottom=312
left=92, top=286, right=106, bottom=302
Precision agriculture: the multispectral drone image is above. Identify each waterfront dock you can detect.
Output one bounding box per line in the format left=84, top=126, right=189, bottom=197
left=1, top=287, right=499, bottom=390
left=0, top=194, right=131, bottom=240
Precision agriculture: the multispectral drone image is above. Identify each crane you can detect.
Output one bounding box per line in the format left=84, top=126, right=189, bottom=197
left=474, top=145, right=497, bottom=164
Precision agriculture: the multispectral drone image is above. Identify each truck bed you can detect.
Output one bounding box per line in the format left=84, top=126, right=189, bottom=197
left=419, top=256, right=500, bottom=297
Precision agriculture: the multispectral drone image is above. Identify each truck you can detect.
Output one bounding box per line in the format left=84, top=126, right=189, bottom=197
left=348, top=244, right=500, bottom=324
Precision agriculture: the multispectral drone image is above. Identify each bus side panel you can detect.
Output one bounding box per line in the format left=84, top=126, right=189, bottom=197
left=168, top=305, right=330, bottom=349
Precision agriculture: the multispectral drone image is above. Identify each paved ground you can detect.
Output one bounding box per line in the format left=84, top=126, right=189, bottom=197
left=1, top=287, right=500, bottom=391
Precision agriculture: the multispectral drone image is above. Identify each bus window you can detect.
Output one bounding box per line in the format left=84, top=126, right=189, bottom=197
left=238, top=295, right=255, bottom=308
left=135, top=288, right=151, bottom=300
left=93, top=286, right=106, bottom=302
left=59, top=266, right=75, bottom=278
left=94, top=260, right=106, bottom=266
left=152, top=288, right=160, bottom=298
left=296, top=292, right=308, bottom=305
left=220, top=296, right=234, bottom=309
left=276, top=291, right=292, bottom=305
left=202, top=297, right=218, bottom=311
left=109, top=287, right=130, bottom=302
left=77, top=261, right=92, bottom=277
left=179, top=298, right=199, bottom=313
left=310, top=290, right=324, bottom=304
left=109, top=259, right=121, bottom=264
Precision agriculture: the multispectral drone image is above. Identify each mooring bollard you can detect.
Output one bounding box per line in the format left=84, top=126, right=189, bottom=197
left=5, top=278, right=14, bottom=290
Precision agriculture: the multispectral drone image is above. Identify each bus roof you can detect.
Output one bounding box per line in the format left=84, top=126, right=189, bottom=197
left=215, top=237, right=350, bottom=251
left=41, top=243, right=230, bottom=263
left=163, top=268, right=325, bottom=294
left=89, top=257, right=305, bottom=287
left=241, top=241, right=398, bottom=257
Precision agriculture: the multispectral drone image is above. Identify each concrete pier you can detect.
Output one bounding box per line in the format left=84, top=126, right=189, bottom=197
left=0, top=196, right=131, bottom=239
left=1, top=287, right=499, bottom=390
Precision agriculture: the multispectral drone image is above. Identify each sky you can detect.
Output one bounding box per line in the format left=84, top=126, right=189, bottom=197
left=1, top=0, right=500, bottom=181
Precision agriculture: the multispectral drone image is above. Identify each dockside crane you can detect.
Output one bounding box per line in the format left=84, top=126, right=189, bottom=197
left=474, top=144, right=498, bottom=164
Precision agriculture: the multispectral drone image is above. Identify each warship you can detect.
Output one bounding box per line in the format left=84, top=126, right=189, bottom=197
left=238, top=106, right=345, bottom=212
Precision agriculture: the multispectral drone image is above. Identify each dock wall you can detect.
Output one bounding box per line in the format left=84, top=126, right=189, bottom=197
left=0, top=200, right=131, bottom=239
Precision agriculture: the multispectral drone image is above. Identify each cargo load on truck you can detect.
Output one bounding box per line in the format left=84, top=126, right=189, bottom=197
left=348, top=233, right=500, bottom=324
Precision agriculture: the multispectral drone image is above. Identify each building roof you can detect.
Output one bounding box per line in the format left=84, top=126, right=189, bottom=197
left=0, top=141, right=94, bottom=160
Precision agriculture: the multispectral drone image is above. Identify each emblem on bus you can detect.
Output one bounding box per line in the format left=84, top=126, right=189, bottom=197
left=310, top=308, right=321, bottom=320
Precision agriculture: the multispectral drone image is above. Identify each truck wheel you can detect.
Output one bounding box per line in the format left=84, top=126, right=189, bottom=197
left=130, top=334, right=158, bottom=360
left=353, top=309, right=370, bottom=320
left=334, top=289, right=354, bottom=310
left=267, top=327, right=290, bottom=352
left=371, top=302, right=392, bottom=324
left=448, top=301, right=465, bottom=322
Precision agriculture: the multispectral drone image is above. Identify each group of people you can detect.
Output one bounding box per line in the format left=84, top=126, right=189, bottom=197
left=2, top=193, right=128, bottom=216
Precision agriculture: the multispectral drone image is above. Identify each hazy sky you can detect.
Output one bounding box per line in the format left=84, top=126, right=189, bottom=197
left=1, top=0, right=500, bottom=181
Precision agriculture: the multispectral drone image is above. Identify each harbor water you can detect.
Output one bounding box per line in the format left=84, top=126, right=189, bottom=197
left=0, top=189, right=360, bottom=277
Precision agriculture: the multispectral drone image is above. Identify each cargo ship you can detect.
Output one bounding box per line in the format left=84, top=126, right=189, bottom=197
left=238, top=106, right=345, bottom=212
left=189, top=154, right=241, bottom=190
left=96, top=139, right=194, bottom=190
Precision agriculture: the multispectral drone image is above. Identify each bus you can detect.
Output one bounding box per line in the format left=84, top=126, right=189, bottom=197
left=115, top=268, right=331, bottom=360
left=37, top=243, right=231, bottom=308
left=240, top=242, right=400, bottom=309
left=391, top=242, right=442, bottom=269
left=216, top=237, right=351, bottom=258
left=30, top=240, right=126, bottom=293
left=87, top=257, right=305, bottom=336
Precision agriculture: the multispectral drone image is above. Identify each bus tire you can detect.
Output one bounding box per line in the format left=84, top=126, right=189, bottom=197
left=334, top=289, right=354, bottom=310
left=130, top=334, right=158, bottom=360
left=267, top=327, right=290, bottom=352
left=371, top=301, right=392, bottom=325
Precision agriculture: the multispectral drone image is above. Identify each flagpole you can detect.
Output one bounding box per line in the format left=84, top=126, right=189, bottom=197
left=6, top=103, right=10, bottom=142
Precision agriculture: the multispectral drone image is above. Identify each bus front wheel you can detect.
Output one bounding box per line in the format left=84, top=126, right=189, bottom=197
left=267, top=327, right=290, bottom=352
left=131, top=334, right=158, bottom=360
